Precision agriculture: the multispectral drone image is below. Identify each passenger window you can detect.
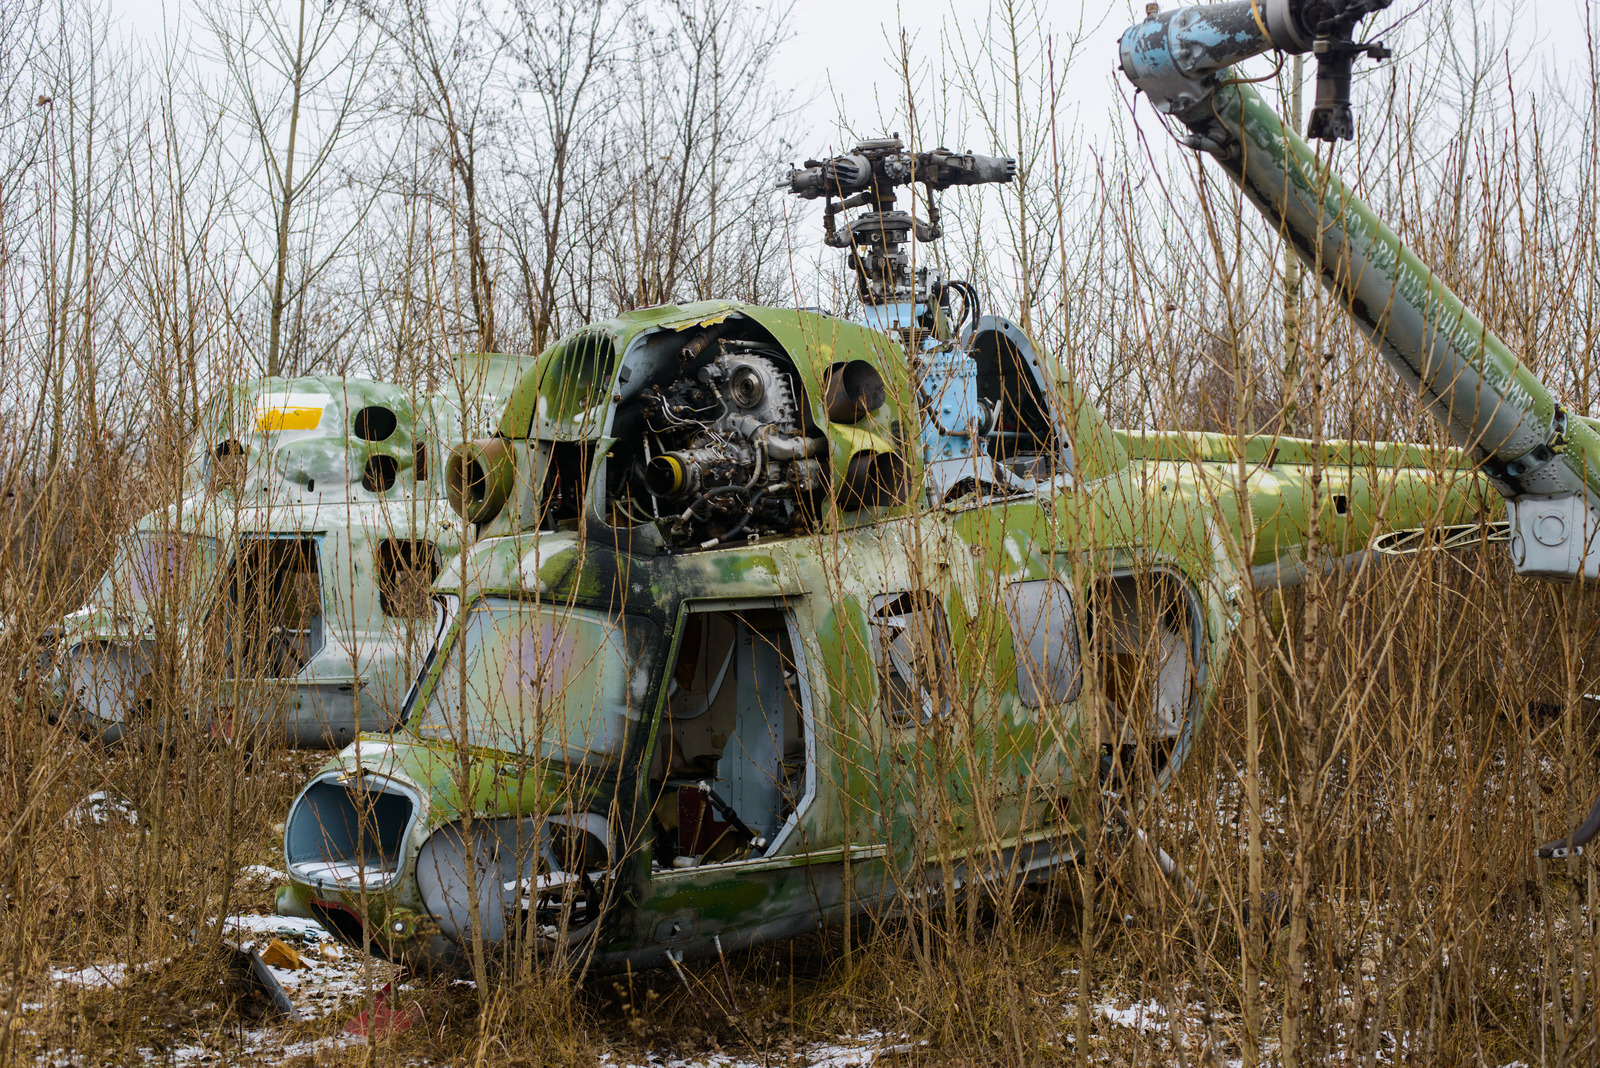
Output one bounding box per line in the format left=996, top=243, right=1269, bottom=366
left=871, top=592, right=952, bottom=727
left=376, top=539, right=441, bottom=618
left=1004, top=578, right=1081, bottom=708
left=211, top=439, right=248, bottom=490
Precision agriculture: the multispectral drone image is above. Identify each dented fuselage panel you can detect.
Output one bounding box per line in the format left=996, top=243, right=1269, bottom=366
left=58, top=497, right=464, bottom=745
left=278, top=303, right=1491, bottom=971
left=267, top=0, right=1542, bottom=959
left=278, top=506, right=1224, bottom=971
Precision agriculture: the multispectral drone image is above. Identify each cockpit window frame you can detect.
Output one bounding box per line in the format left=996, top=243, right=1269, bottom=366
left=406, top=592, right=660, bottom=764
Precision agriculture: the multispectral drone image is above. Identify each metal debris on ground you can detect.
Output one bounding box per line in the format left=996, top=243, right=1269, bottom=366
left=257, top=939, right=308, bottom=971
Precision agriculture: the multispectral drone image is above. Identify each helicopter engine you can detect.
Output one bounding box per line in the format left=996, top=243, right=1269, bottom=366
left=640, top=344, right=826, bottom=546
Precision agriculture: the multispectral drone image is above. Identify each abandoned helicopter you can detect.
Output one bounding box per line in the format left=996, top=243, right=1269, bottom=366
left=51, top=358, right=530, bottom=747
left=270, top=0, right=1541, bottom=977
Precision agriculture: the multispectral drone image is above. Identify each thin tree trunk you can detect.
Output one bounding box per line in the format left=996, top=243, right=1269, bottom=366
left=267, top=0, right=308, bottom=377
left=1282, top=54, right=1304, bottom=435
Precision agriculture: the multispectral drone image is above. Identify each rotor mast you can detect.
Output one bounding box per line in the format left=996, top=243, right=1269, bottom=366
left=782, top=136, right=1015, bottom=342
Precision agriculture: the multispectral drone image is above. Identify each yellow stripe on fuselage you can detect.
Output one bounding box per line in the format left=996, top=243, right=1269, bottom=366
left=255, top=406, right=324, bottom=432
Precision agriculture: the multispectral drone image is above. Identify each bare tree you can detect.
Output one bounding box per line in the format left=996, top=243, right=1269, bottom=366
left=597, top=0, right=795, bottom=311
left=368, top=0, right=503, bottom=356
left=0, top=0, right=46, bottom=220
left=32, top=0, right=142, bottom=471
left=118, top=29, right=238, bottom=439
left=501, top=0, right=623, bottom=351
left=205, top=0, right=383, bottom=376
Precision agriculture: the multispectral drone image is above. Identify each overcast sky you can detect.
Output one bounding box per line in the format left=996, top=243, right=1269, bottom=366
left=769, top=0, right=1136, bottom=153
left=94, top=0, right=1600, bottom=314
left=766, top=0, right=1599, bottom=160
left=101, top=0, right=1600, bottom=164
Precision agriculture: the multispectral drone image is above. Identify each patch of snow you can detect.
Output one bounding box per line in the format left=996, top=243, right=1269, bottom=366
left=264, top=953, right=396, bottom=1020
left=40, top=918, right=402, bottom=1064
left=221, top=914, right=328, bottom=944
left=49, top=955, right=176, bottom=990
left=66, top=791, right=137, bottom=827
left=216, top=913, right=397, bottom=1021
left=49, top=962, right=128, bottom=989
left=1099, top=999, right=1167, bottom=1033
left=148, top=1031, right=364, bottom=1065
left=810, top=1038, right=921, bottom=1067
left=600, top=1031, right=923, bottom=1068
left=237, top=864, right=286, bottom=884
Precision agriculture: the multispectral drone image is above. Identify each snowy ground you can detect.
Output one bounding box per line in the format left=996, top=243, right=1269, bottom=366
left=29, top=912, right=943, bottom=1067
left=28, top=929, right=1261, bottom=1068
left=221, top=912, right=399, bottom=1020
left=24, top=910, right=1401, bottom=1067
left=28, top=910, right=394, bottom=1066
left=600, top=1033, right=924, bottom=1068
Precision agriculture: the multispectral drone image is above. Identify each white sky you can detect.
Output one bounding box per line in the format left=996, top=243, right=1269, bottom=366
left=768, top=0, right=1139, bottom=153
left=766, top=0, right=1598, bottom=159
left=93, top=0, right=1600, bottom=316
left=100, top=0, right=1600, bottom=166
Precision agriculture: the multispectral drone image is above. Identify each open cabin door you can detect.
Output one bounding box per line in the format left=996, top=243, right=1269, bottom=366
left=646, top=604, right=812, bottom=866
left=633, top=600, right=823, bottom=958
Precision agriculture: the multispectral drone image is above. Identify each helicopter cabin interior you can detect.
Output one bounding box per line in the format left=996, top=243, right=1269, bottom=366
left=647, top=605, right=812, bottom=869
left=222, top=536, right=325, bottom=678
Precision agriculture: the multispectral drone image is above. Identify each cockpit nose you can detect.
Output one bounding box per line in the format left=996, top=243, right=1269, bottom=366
left=284, top=774, right=418, bottom=891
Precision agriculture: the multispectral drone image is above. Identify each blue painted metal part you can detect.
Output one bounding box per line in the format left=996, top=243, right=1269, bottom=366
left=919, top=351, right=983, bottom=463
left=855, top=308, right=1011, bottom=507
left=1117, top=1, right=1278, bottom=116
left=856, top=303, right=987, bottom=477
left=859, top=303, right=919, bottom=335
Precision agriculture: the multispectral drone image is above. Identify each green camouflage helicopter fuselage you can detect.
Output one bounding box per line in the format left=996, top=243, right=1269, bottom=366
left=275, top=301, right=1482, bottom=972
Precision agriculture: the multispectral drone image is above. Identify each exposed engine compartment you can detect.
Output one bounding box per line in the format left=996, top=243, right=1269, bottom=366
left=451, top=304, right=1077, bottom=551
left=621, top=337, right=830, bottom=548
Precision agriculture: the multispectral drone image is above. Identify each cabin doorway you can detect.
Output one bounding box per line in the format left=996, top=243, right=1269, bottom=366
left=647, top=605, right=812, bottom=870
left=222, top=536, right=326, bottom=678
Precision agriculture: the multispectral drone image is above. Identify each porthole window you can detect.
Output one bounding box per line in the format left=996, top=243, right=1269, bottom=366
left=871, top=592, right=952, bottom=727
left=362, top=454, right=399, bottom=493
left=353, top=405, right=398, bottom=442
left=1003, top=578, right=1081, bottom=708
left=211, top=439, right=247, bottom=489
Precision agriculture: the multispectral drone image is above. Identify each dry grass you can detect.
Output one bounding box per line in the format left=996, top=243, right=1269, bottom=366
left=5, top=546, right=1595, bottom=1067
